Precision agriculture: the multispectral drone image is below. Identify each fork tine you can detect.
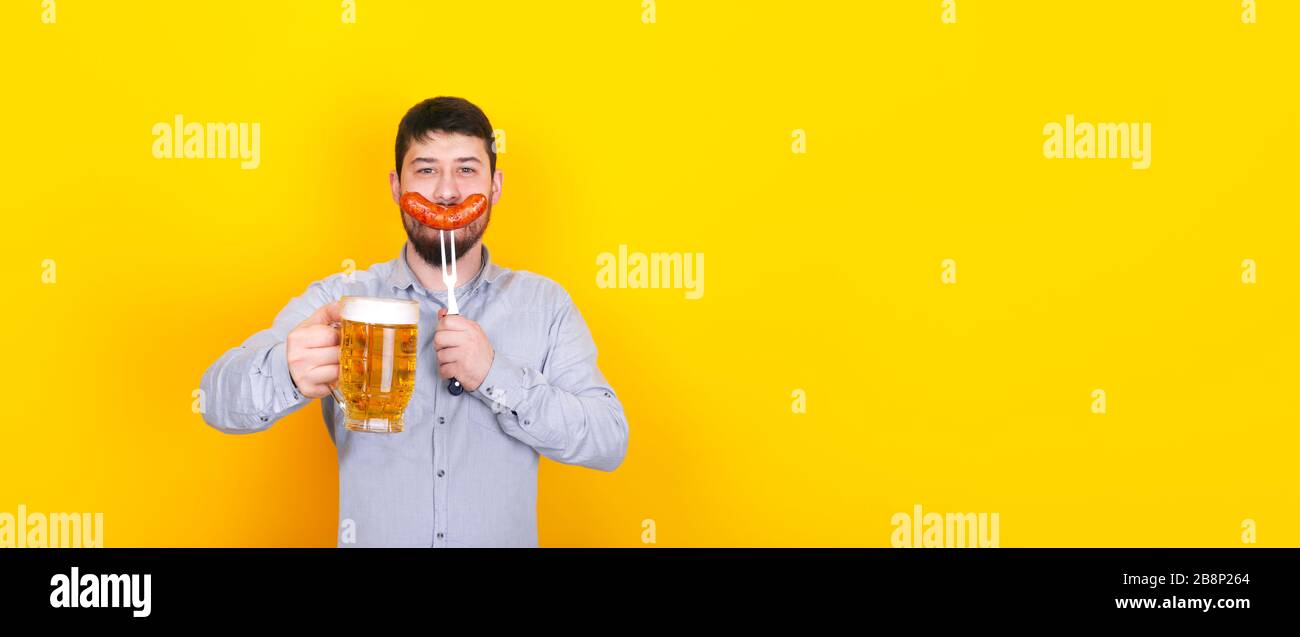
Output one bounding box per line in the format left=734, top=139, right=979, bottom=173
left=445, top=231, right=459, bottom=314
left=449, top=231, right=457, bottom=280
left=439, top=229, right=448, bottom=270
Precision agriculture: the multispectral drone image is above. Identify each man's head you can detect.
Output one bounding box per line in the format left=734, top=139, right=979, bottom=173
left=390, top=97, right=503, bottom=266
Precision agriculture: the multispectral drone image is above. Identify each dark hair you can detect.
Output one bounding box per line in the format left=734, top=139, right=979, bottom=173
left=394, top=96, right=496, bottom=177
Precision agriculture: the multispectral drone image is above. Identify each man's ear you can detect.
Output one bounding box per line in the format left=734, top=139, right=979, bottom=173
left=389, top=170, right=401, bottom=204
left=490, top=169, right=504, bottom=206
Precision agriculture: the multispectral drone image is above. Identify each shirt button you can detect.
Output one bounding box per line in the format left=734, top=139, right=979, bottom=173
left=437, top=416, right=446, bottom=425
left=437, top=469, right=445, bottom=477
left=486, top=387, right=494, bottom=395
left=523, top=419, right=531, bottom=426
left=436, top=532, right=444, bottom=539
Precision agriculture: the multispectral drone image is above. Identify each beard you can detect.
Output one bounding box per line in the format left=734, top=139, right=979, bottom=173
left=401, top=198, right=492, bottom=269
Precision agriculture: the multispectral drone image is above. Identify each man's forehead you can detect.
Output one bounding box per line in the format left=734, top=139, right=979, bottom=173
left=404, top=134, right=488, bottom=169
left=408, top=131, right=484, bottom=154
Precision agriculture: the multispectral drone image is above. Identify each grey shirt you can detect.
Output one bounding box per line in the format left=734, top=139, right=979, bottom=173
left=199, top=243, right=629, bottom=547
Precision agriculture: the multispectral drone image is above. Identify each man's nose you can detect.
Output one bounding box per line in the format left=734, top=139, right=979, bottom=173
left=432, top=174, right=460, bottom=205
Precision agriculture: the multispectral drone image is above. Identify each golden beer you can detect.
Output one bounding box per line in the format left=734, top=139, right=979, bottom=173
left=331, top=296, right=419, bottom=433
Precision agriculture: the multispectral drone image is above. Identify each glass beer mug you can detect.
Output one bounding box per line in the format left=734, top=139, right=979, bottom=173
left=329, top=296, right=420, bottom=433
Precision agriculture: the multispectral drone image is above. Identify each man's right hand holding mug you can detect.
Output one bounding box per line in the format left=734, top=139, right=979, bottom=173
left=286, top=300, right=343, bottom=399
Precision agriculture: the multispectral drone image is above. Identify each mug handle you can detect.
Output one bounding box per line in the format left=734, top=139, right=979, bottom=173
left=328, top=319, right=346, bottom=410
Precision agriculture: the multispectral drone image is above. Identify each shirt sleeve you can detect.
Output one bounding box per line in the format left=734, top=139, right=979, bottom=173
left=469, top=290, right=629, bottom=472
left=199, top=277, right=341, bottom=434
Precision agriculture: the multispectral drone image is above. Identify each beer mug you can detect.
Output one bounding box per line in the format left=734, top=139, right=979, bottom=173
left=329, top=296, right=420, bottom=433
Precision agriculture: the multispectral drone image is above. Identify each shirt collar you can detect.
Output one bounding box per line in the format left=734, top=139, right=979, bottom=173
left=387, top=241, right=504, bottom=303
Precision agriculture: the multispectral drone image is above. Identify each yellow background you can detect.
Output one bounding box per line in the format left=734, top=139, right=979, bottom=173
left=2, top=1, right=1296, bottom=547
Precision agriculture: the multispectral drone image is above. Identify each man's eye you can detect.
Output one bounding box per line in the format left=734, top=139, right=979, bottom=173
left=418, top=168, right=433, bottom=174
left=459, top=167, right=475, bottom=174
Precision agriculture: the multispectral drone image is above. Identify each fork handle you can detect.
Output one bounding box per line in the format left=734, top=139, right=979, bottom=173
left=439, top=229, right=464, bottom=395
left=444, top=309, right=465, bottom=396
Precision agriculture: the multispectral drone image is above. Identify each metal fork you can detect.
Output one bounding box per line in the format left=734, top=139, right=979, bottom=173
left=439, top=229, right=465, bottom=395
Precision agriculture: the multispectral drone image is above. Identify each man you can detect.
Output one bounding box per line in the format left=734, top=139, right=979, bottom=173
left=200, top=96, right=629, bottom=547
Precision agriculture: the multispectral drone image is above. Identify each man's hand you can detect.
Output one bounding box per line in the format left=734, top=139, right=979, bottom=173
left=435, top=307, right=495, bottom=393
left=286, top=300, right=343, bottom=399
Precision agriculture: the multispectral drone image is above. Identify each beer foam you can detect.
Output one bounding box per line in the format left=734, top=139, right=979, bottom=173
left=340, top=297, right=420, bottom=325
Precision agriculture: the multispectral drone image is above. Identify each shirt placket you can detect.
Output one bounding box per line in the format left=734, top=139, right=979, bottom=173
left=432, top=408, right=448, bottom=547
left=424, top=275, right=486, bottom=548
left=423, top=292, right=447, bottom=548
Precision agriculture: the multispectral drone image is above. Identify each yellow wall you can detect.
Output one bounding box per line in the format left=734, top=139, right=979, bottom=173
left=2, top=1, right=1295, bottom=547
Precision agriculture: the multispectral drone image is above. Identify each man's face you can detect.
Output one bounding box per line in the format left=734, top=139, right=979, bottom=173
left=390, top=131, right=502, bottom=266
